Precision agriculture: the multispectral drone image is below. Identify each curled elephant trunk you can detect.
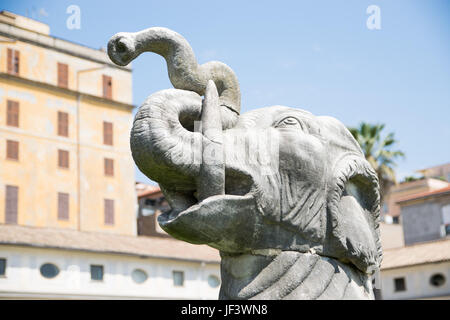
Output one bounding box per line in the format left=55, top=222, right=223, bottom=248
left=130, top=89, right=204, bottom=191
left=107, top=27, right=240, bottom=128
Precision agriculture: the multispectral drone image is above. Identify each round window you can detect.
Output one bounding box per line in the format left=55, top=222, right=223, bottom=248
left=430, top=273, right=446, bottom=287
left=131, top=269, right=148, bottom=284
left=207, top=275, right=220, bottom=288
left=40, top=263, right=59, bottom=279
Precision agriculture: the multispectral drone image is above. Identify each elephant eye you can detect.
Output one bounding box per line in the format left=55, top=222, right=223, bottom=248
left=276, top=117, right=308, bottom=132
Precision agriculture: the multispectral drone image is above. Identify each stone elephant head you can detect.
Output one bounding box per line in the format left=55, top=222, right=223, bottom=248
left=108, top=27, right=382, bottom=297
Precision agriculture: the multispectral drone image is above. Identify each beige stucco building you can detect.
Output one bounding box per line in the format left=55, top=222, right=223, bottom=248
left=0, top=12, right=223, bottom=299
left=0, top=11, right=136, bottom=235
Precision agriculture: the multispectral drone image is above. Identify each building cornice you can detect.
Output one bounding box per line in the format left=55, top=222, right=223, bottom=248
left=0, top=72, right=135, bottom=110
left=0, top=22, right=131, bottom=72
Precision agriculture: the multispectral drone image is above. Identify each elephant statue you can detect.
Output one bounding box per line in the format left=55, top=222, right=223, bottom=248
left=108, top=27, right=382, bottom=300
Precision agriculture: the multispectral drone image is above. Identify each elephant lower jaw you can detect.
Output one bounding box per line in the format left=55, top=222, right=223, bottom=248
left=158, top=193, right=258, bottom=250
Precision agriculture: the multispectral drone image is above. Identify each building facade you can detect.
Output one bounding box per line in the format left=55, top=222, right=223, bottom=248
left=0, top=11, right=136, bottom=235
left=379, top=184, right=450, bottom=300
left=382, top=178, right=449, bottom=224
left=397, top=186, right=450, bottom=246
left=0, top=11, right=222, bottom=299
left=136, top=183, right=171, bottom=237
left=380, top=239, right=450, bottom=300
left=0, top=225, right=221, bottom=299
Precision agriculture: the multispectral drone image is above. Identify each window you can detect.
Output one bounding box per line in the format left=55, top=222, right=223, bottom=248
left=57, top=111, right=69, bottom=137
left=7, top=100, right=19, bottom=127
left=58, top=149, right=69, bottom=168
left=173, top=271, right=184, bottom=287
left=0, top=258, right=6, bottom=276
left=6, top=140, right=19, bottom=160
left=207, top=275, right=220, bottom=288
left=58, top=192, right=69, bottom=220
left=103, top=121, right=113, bottom=145
left=442, top=204, right=450, bottom=236
left=90, top=265, right=104, bottom=281
left=430, top=274, right=446, bottom=287
left=104, top=158, right=114, bottom=176
left=102, top=75, right=112, bottom=99
left=57, top=63, right=68, bottom=88
left=392, top=216, right=400, bottom=224
left=7, top=48, right=20, bottom=75
left=104, top=199, right=114, bottom=225
left=131, top=269, right=148, bottom=284
left=5, top=185, right=18, bottom=225
left=394, top=277, right=406, bottom=292
left=40, top=263, right=59, bottom=279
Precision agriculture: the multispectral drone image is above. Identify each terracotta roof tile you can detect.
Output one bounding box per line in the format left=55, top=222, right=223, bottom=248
left=0, top=224, right=220, bottom=263
left=396, top=185, right=450, bottom=204
left=381, top=238, right=450, bottom=270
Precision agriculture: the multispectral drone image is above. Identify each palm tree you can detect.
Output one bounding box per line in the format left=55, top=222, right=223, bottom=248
left=348, top=122, right=405, bottom=201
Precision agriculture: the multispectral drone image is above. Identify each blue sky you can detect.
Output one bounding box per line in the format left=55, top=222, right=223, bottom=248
left=3, top=0, right=449, bottom=184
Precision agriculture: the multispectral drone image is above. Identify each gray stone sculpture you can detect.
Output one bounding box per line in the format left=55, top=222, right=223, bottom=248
left=108, top=27, right=382, bottom=300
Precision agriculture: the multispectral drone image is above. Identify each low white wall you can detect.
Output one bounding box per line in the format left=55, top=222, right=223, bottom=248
left=0, top=245, right=221, bottom=299
left=380, top=261, right=450, bottom=300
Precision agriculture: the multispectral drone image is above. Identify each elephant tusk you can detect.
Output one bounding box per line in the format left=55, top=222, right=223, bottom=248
left=198, top=80, right=225, bottom=201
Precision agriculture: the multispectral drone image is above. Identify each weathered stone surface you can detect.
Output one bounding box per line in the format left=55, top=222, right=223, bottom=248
left=108, top=27, right=382, bottom=300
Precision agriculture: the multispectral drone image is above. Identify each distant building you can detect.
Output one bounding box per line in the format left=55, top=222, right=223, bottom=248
left=379, top=222, right=404, bottom=250
left=379, top=184, right=450, bottom=300
left=0, top=11, right=221, bottom=299
left=382, top=178, right=449, bottom=224
left=397, top=186, right=450, bottom=245
left=417, top=163, right=450, bottom=182
left=136, top=183, right=170, bottom=237
left=380, top=238, right=450, bottom=300
left=0, top=224, right=221, bottom=299
left=0, top=10, right=136, bottom=235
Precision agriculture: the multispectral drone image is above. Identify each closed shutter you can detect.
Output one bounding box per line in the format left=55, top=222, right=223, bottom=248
left=104, top=158, right=114, bottom=176
left=57, top=111, right=69, bottom=137
left=58, top=149, right=69, bottom=168
left=5, top=185, right=18, bottom=224
left=103, top=121, right=113, bottom=145
left=14, top=50, right=19, bottom=75
left=104, top=199, right=114, bottom=225
left=57, top=63, right=68, bottom=88
left=57, top=192, right=69, bottom=220
left=7, top=48, right=12, bottom=74
left=6, top=140, right=19, bottom=160
left=102, top=75, right=112, bottom=99
left=7, top=49, right=20, bottom=75
left=7, top=100, right=19, bottom=127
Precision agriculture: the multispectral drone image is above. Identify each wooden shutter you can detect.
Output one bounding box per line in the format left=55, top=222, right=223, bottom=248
left=14, top=50, right=20, bottom=75
left=104, top=199, right=114, bottom=225
left=102, top=75, right=112, bottom=99
left=5, top=185, right=18, bottom=224
left=57, top=111, right=69, bottom=137
left=7, top=48, right=12, bottom=74
left=6, top=140, right=19, bottom=160
left=7, top=100, right=19, bottom=127
left=57, top=63, right=69, bottom=88
left=104, top=158, right=114, bottom=176
left=58, top=149, right=69, bottom=168
left=57, top=192, right=69, bottom=220
left=103, top=121, right=113, bottom=145
left=7, top=49, right=19, bottom=75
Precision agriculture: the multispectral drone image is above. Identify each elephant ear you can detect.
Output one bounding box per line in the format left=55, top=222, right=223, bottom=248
left=327, top=154, right=382, bottom=274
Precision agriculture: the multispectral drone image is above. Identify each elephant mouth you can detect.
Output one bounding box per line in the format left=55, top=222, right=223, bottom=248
left=158, top=193, right=254, bottom=225
left=157, top=168, right=257, bottom=245
left=155, top=81, right=260, bottom=246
